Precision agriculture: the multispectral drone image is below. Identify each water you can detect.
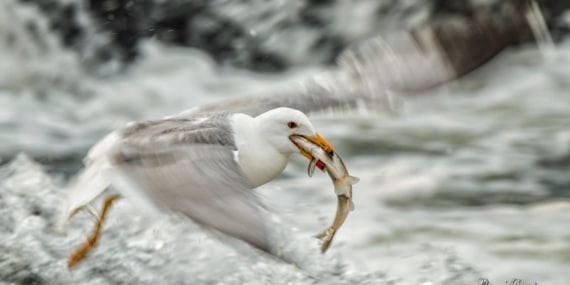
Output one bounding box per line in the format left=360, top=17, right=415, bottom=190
left=1, top=0, right=569, bottom=284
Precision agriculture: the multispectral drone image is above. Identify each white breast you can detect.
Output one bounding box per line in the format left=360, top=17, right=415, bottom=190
left=230, top=113, right=290, bottom=187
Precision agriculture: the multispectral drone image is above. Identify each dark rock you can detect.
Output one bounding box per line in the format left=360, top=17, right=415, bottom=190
left=15, top=0, right=127, bottom=74
left=433, top=0, right=570, bottom=42
left=14, top=0, right=570, bottom=74
left=432, top=6, right=532, bottom=78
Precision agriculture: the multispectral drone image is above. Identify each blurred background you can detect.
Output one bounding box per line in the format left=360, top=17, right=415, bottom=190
left=1, top=0, right=569, bottom=284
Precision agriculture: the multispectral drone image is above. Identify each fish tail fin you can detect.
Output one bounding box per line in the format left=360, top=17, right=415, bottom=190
left=316, top=228, right=336, bottom=253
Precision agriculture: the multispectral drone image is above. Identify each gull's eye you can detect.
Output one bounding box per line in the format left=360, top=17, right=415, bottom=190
left=287, top=121, right=298, bottom=129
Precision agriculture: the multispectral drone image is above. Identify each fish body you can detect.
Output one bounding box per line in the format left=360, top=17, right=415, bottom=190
left=316, top=194, right=352, bottom=252
left=289, top=135, right=359, bottom=252
left=306, top=146, right=358, bottom=205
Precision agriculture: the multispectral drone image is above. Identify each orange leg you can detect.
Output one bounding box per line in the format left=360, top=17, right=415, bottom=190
left=67, top=194, right=120, bottom=270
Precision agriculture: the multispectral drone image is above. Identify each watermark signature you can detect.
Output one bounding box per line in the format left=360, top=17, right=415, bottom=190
left=478, top=278, right=538, bottom=285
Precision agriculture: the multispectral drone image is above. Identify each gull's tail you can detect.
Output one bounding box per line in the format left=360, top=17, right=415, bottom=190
left=57, top=132, right=118, bottom=230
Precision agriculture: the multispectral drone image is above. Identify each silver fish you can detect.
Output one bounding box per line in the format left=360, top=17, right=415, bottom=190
left=289, top=135, right=359, bottom=253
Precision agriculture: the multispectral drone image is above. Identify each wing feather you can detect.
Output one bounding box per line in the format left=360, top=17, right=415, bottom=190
left=61, top=117, right=272, bottom=251
left=111, top=143, right=271, bottom=251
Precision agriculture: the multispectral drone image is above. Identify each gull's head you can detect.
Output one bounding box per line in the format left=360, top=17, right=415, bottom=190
left=256, top=107, right=332, bottom=159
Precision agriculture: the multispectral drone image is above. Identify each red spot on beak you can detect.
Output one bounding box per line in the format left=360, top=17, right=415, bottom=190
left=316, top=160, right=325, bottom=170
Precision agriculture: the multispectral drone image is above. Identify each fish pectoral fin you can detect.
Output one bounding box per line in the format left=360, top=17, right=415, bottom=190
left=348, top=176, right=360, bottom=185
left=307, top=158, right=317, bottom=177
left=307, top=159, right=328, bottom=177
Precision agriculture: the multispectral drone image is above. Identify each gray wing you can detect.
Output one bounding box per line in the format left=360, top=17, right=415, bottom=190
left=187, top=8, right=531, bottom=118
left=110, top=118, right=271, bottom=252
left=187, top=76, right=378, bottom=118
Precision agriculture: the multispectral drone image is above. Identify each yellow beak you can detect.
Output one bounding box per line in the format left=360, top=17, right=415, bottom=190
left=297, top=133, right=333, bottom=161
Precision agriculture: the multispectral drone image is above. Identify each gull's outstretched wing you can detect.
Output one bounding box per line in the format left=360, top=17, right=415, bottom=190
left=188, top=6, right=532, bottom=118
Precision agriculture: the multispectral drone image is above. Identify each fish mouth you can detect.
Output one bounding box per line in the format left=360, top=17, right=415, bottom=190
left=289, top=133, right=333, bottom=170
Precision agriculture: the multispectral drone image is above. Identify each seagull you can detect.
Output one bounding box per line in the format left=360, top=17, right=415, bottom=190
left=59, top=10, right=530, bottom=254
left=62, top=105, right=336, bottom=252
